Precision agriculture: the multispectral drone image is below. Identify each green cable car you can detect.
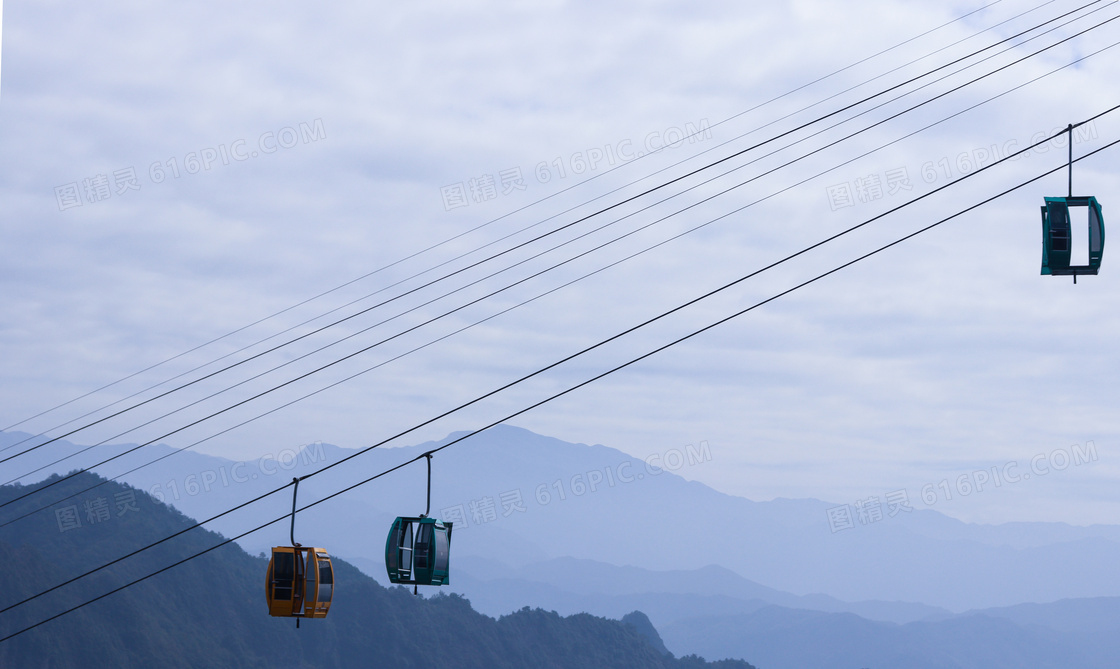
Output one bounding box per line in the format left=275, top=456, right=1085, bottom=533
left=1039, top=123, right=1105, bottom=281
left=1041, top=196, right=1104, bottom=278
left=385, top=516, right=453, bottom=586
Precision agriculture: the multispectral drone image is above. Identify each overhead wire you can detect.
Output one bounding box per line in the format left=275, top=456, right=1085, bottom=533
left=4, top=125, right=1118, bottom=645
left=0, top=0, right=1010, bottom=445
left=4, top=0, right=1115, bottom=645
left=557, top=0, right=1065, bottom=219
left=2, top=2, right=1114, bottom=508
left=4, top=99, right=1116, bottom=619
left=4, top=6, right=1088, bottom=526
left=2, top=10, right=1117, bottom=527
left=1, top=0, right=1105, bottom=473
left=0, top=1, right=1080, bottom=464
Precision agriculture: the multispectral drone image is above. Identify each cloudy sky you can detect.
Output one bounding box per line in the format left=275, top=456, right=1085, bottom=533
left=1, top=0, right=1118, bottom=526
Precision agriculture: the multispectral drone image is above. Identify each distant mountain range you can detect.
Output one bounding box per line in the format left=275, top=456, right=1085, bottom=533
left=374, top=553, right=1120, bottom=668
left=4, top=424, right=1120, bottom=666
left=408, top=555, right=955, bottom=626
left=657, top=602, right=1120, bottom=669
left=5, top=424, right=1118, bottom=610
left=0, top=472, right=753, bottom=668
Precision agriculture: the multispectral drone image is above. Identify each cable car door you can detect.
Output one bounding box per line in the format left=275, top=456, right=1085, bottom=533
left=385, top=518, right=414, bottom=583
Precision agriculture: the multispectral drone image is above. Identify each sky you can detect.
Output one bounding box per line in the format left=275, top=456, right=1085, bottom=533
left=1, top=0, right=1118, bottom=526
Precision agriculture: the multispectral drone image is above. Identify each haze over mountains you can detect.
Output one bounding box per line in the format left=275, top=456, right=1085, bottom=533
left=5, top=424, right=1120, bottom=666
left=6, top=425, right=1117, bottom=608
left=0, top=473, right=755, bottom=668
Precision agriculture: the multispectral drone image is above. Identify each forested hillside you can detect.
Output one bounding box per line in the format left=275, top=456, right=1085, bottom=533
left=0, top=473, right=754, bottom=668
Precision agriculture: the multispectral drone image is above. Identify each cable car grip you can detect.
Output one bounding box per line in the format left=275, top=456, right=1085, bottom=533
left=290, top=477, right=301, bottom=547
left=1067, top=123, right=1073, bottom=198
left=423, top=453, right=432, bottom=518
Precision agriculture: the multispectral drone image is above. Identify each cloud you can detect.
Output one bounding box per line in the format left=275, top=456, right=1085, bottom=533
left=0, top=0, right=1116, bottom=525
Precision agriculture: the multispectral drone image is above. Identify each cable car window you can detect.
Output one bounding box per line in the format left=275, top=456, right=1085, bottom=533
left=1090, top=205, right=1102, bottom=252
left=305, top=551, right=317, bottom=610
left=272, top=551, right=294, bottom=601
left=385, top=522, right=399, bottom=573
left=399, top=522, right=413, bottom=575
left=434, top=528, right=449, bottom=572
left=1048, top=202, right=1070, bottom=253
left=415, top=523, right=432, bottom=570
left=1069, top=205, right=1091, bottom=266
left=293, top=552, right=306, bottom=609
left=1051, top=228, right=1069, bottom=251
left=319, top=559, right=333, bottom=602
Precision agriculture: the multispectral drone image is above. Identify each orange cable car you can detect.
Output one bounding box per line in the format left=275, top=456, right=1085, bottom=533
left=266, top=545, right=333, bottom=620
left=266, top=478, right=334, bottom=626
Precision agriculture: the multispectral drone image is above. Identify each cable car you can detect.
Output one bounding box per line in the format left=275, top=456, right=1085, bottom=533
left=266, top=546, right=334, bottom=620
left=1041, top=196, right=1105, bottom=278
left=385, top=516, right=452, bottom=586
left=265, top=478, right=333, bottom=625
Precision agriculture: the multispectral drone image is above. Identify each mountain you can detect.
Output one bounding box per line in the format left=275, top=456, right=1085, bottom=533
left=657, top=603, right=1120, bottom=669
left=5, top=424, right=1119, bottom=612
left=6, top=429, right=1120, bottom=668
left=0, top=471, right=755, bottom=668
left=364, top=553, right=1120, bottom=668
left=370, top=554, right=953, bottom=627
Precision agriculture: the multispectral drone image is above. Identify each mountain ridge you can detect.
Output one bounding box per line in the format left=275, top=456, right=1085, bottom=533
left=4, top=424, right=1119, bottom=610
left=0, top=471, right=757, bottom=668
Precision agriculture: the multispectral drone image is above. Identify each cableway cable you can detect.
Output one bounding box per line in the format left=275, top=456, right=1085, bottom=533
left=4, top=132, right=1115, bottom=645
left=3, top=115, right=1115, bottom=634
left=0, top=1, right=1009, bottom=441
left=3, top=25, right=1117, bottom=524
left=1, top=0, right=1105, bottom=471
